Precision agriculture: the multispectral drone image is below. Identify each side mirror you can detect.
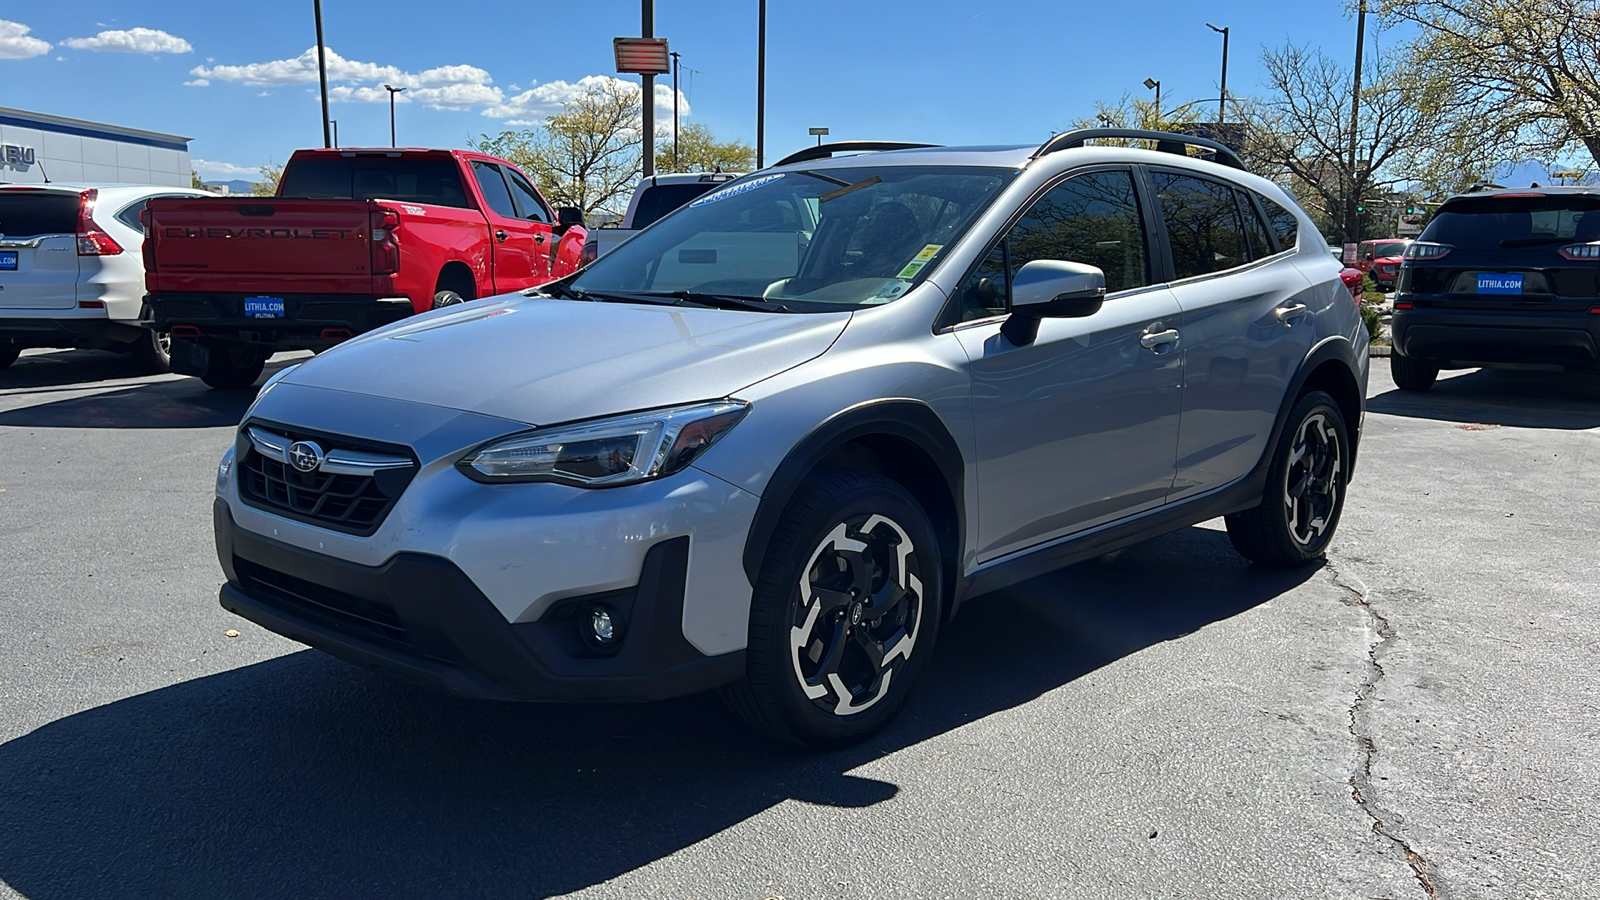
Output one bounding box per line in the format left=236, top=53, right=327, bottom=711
left=1000, top=260, right=1106, bottom=346
left=1363, top=252, right=1375, bottom=261
left=556, top=206, right=585, bottom=230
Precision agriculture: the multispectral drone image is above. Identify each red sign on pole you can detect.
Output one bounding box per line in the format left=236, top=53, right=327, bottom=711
left=614, top=37, right=670, bottom=75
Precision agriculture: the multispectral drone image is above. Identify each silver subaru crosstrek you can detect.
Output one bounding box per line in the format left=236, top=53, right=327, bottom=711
left=214, top=130, right=1368, bottom=747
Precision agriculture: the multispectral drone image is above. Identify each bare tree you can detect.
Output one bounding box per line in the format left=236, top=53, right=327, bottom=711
left=1386, top=0, right=1600, bottom=168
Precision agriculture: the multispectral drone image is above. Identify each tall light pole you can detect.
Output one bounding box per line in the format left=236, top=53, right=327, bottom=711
left=671, top=50, right=681, bottom=172
left=1206, top=23, right=1229, bottom=123
left=330, top=119, right=338, bottom=148
left=383, top=84, right=405, bottom=147
left=314, top=0, right=330, bottom=148
left=1348, top=0, right=1368, bottom=243
left=1143, top=77, right=1161, bottom=125
left=641, top=0, right=656, bottom=178
left=757, top=0, right=767, bottom=168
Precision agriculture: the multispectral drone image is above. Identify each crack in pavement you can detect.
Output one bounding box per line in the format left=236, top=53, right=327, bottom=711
left=1325, top=558, right=1443, bottom=899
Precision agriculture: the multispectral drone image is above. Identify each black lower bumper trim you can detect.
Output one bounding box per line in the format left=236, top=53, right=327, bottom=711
left=145, top=293, right=414, bottom=351
left=214, top=500, right=744, bottom=702
left=1392, top=307, right=1600, bottom=367
left=0, top=317, right=148, bottom=349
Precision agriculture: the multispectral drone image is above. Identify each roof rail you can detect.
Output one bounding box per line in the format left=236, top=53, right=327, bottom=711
left=1032, top=128, right=1246, bottom=170
left=771, top=141, right=941, bottom=168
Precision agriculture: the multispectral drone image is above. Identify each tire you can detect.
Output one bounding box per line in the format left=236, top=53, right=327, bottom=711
left=722, top=468, right=944, bottom=748
left=200, top=343, right=266, bottom=390
left=0, top=344, right=19, bottom=370
left=1225, top=391, right=1350, bottom=568
left=1390, top=351, right=1439, bottom=392
left=129, top=329, right=172, bottom=375
left=432, top=290, right=466, bottom=310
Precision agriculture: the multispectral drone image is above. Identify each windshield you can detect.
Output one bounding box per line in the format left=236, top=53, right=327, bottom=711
left=571, top=165, right=1015, bottom=311
left=1372, top=241, right=1408, bottom=258
left=1423, top=194, right=1600, bottom=249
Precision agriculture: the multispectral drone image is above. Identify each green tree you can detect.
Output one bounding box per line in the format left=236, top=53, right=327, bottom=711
left=250, top=162, right=283, bottom=197
left=190, top=169, right=204, bottom=189
left=475, top=79, right=644, bottom=216
left=654, top=123, right=754, bottom=174
left=1385, top=0, right=1600, bottom=169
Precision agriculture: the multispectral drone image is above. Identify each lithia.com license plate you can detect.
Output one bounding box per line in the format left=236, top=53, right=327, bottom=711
left=243, top=296, right=285, bottom=318
left=1477, top=273, right=1524, bottom=295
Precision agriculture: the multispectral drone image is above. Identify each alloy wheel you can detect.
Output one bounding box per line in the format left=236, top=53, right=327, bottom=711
left=789, top=514, right=924, bottom=716
left=1284, top=411, right=1342, bottom=547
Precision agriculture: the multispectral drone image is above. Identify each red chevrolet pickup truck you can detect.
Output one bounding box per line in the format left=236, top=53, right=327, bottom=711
left=142, top=148, right=587, bottom=388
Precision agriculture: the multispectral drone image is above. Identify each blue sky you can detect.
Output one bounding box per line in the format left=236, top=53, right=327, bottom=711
left=5, top=0, right=1405, bottom=182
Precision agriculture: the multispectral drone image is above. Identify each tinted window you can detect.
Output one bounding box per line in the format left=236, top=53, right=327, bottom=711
left=278, top=158, right=470, bottom=207
left=1371, top=241, right=1409, bottom=258
left=959, top=169, right=1149, bottom=320
left=1151, top=172, right=1248, bottom=279
left=504, top=169, right=551, bottom=223
left=632, top=183, right=723, bottom=229
left=0, top=192, right=78, bottom=236
left=1236, top=190, right=1274, bottom=259
left=1424, top=195, right=1600, bottom=249
left=471, top=161, right=518, bottom=218
left=115, top=198, right=150, bottom=232
left=1258, top=194, right=1299, bottom=251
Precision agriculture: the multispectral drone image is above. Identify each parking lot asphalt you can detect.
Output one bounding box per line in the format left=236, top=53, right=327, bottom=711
left=2, top=348, right=1597, bottom=899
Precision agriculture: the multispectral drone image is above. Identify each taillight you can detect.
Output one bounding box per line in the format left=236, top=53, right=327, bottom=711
left=370, top=206, right=401, bottom=275
left=1394, top=300, right=1414, bottom=309
left=581, top=237, right=597, bottom=266
left=76, top=189, right=124, bottom=256
left=1558, top=242, right=1600, bottom=261
left=1403, top=242, right=1452, bottom=261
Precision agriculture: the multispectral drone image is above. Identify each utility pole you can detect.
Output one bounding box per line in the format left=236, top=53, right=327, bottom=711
left=757, top=0, right=767, bottom=168
left=1347, top=0, right=1368, bottom=243
left=642, top=0, right=656, bottom=178
left=314, top=0, right=330, bottom=148
left=671, top=50, right=681, bottom=171
left=331, top=119, right=338, bottom=148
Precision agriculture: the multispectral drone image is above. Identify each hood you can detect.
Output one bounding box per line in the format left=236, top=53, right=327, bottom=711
left=280, top=295, right=850, bottom=425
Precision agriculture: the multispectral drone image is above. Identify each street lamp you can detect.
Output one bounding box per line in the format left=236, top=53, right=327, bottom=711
left=314, top=0, right=330, bottom=148
left=383, top=84, right=405, bottom=147
left=1206, top=23, right=1229, bottom=124
left=670, top=50, right=681, bottom=171
left=757, top=0, right=767, bottom=168
left=1143, top=77, right=1161, bottom=124
left=330, top=119, right=338, bottom=148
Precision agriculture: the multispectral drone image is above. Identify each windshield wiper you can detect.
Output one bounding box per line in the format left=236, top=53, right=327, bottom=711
left=1500, top=236, right=1575, bottom=248
left=638, top=291, right=790, bottom=312
left=537, top=284, right=684, bottom=306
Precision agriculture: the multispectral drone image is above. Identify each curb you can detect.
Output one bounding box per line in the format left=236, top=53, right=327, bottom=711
left=1369, top=344, right=1391, bottom=358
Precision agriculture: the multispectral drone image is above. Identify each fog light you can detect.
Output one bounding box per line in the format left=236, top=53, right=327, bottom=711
left=589, top=607, right=616, bottom=644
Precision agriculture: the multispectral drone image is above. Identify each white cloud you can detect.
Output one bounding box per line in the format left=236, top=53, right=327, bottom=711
left=190, top=47, right=494, bottom=92
left=184, top=77, right=208, bottom=87
left=0, top=19, right=51, bottom=59
left=63, top=27, right=192, bottom=54
left=483, top=76, right=685, bottom=125
left=193, top=159, right=263, bottom=178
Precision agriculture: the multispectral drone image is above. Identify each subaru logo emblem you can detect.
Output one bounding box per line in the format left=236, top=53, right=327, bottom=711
left=286, top=440, right=324, bottom=473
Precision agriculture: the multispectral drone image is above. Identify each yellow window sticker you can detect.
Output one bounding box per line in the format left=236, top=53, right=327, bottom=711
left=895, top=243, right=944, bottom=279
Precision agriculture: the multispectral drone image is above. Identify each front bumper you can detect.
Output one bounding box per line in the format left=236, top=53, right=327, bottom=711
left=1391, top=304, right=1600, bottom=367
left=144, top=292, right=415, bottom=351
left=216, top=500, right=745, bottom=702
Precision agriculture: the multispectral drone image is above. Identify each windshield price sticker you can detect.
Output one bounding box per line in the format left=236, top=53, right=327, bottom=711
left=895, top=244, right=944, bottom=280
left=689, top=173, right=786, bottom=208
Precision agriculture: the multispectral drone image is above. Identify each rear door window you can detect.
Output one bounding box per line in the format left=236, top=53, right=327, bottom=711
left=1150, top=171, right=1249, bottom=279
left=278, top=158, right=471, bottom=207
left=0, top=192, right=79, bottom=236
left=470, top=161, right=518, bottom=219
left=504, top=169, right=552, bottom=223
left=1422, top=195, right=1600, bottom=248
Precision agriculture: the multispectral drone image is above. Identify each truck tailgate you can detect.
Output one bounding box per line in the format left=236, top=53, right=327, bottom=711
left=146, top=198, right=376, bottom=295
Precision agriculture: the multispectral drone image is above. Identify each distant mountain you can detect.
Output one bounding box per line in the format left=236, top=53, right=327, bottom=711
left=202, top=179, right=261, bottom=194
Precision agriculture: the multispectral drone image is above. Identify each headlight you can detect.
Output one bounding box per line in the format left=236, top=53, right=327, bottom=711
left=459, top=400, right=750, bottom=487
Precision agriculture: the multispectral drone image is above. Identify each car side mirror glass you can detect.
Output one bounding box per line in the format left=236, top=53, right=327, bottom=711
left=1000, top=260, right=1106, bottom=346
left=557, top=207, right=585, bottom=230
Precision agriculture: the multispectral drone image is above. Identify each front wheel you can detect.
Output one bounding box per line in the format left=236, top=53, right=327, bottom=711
left=1225, top=391, right=1350, bottom=568
left=432, top=290, right=466, bottom=310
left=722, top=468, right=943, bottom=748
left=200, top=343, right=266, bottom=390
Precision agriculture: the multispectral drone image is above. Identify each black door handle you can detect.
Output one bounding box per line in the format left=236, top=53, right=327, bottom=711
left=495, top=229, right=508, bottom=243
left=534, top=233, right=546, bottom=245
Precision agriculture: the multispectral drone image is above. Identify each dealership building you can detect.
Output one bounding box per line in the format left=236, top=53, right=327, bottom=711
left=0, top=106, right=191, bottom=188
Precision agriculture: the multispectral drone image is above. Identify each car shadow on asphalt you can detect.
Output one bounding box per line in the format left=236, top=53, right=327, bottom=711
left=0, top=525, right=1316, bottom=900
left=0, top=354, right=301, bottom=430
left=1368, top=367, right=1600, bottom=429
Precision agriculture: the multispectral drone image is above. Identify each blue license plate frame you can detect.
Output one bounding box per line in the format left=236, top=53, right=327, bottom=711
left=1477, top=273, right=1524, bottom=295
left=243, top=296, right=285, bottom=318
left=0, top=251, right=17, bottom=271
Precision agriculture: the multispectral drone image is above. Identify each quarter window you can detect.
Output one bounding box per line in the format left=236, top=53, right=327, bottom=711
left=958, top=169, right=1149, bottom=321
left=470, top=161, right=518, bottom=219
left=1151, top=172, right=1249, bottom=279
left=1258, top=194, right=1300, bottom=251
left=1236, top=190, right=1275, bottom=260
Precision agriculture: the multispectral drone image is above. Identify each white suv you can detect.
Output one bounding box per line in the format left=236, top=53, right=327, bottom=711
left=0, top=183, right=209, bottom=372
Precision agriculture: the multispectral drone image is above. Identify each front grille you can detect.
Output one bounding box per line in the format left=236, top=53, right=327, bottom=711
left=236, top=421, right=418, bottom=536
